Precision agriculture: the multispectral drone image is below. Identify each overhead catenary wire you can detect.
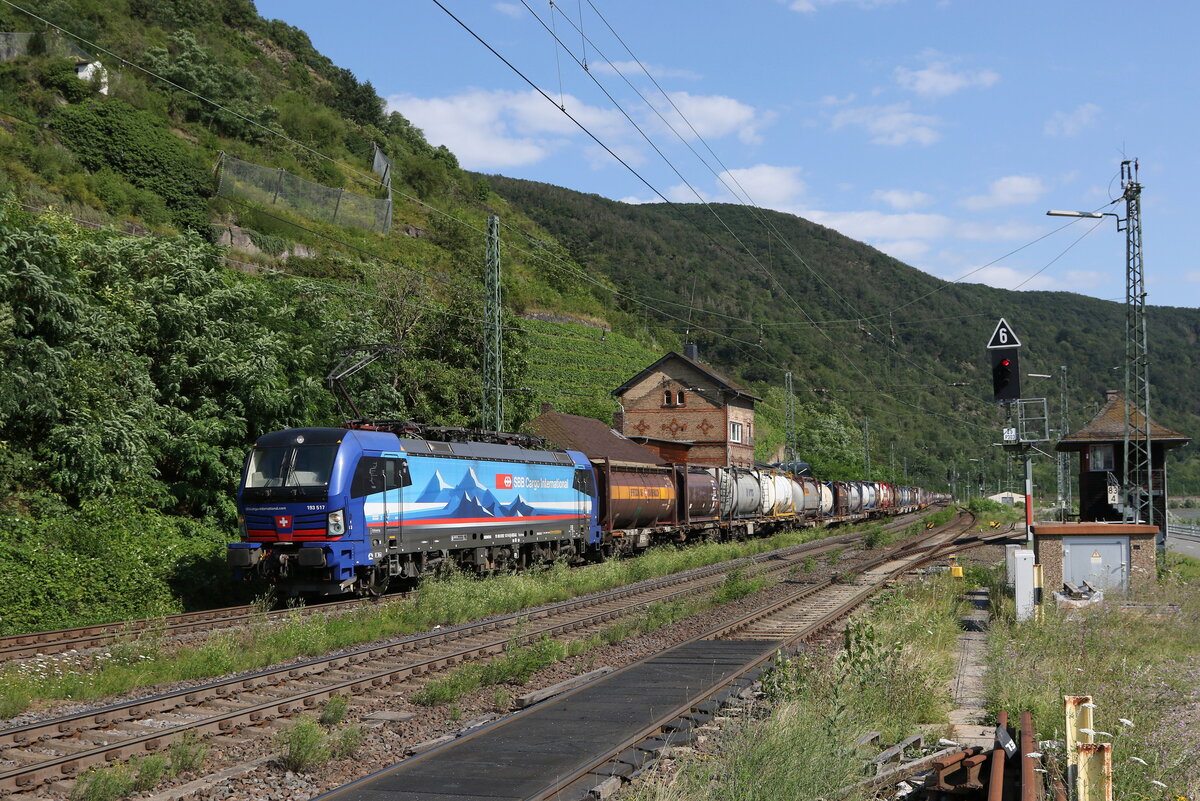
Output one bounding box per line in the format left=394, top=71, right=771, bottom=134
left=525, top=0, right=1124, bottom=411
left=491, top=2, right=992, bottom=430
left=16, top=1, right=996, bottom=435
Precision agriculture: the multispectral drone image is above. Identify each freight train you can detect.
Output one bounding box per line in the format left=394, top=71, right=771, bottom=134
left=227, top=424, right=941, bottom=597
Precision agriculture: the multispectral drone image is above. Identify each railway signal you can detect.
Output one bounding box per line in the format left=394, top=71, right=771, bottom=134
left=990, top=349, right=1021, bottom=401
left=987, top=318, right=1032, bottom=535
left=987, top=318, right=1022, bottom=402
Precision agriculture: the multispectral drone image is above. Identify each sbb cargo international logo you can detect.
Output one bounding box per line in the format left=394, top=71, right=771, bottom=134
left=496, top=474, right=513, bottom=490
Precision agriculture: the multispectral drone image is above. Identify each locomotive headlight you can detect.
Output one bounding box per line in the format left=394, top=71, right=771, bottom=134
left=238, top=515, right=247, bottom=538
left=327, top=509, right=346, bottom=536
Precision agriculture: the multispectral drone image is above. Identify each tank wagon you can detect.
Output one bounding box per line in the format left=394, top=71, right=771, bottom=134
left=229, top=425, right=939, bottom=597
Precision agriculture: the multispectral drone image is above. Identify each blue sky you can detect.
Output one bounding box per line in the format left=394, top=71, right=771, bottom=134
left=256, top=0, right=1200, bottom=309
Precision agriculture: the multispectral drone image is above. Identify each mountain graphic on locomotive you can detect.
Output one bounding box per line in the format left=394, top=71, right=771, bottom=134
left=228, top=423, right=938, bottom=597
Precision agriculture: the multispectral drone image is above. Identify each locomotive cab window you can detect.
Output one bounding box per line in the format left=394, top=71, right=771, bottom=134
left=351, top=457, right=412, bottom=498
left=245, top=444, right=338, bottom=489
left=572, top=468, right=596, bottom=495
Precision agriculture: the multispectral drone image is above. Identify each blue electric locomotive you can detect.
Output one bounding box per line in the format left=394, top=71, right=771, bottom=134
left=228, top=427, right=601, bottom=596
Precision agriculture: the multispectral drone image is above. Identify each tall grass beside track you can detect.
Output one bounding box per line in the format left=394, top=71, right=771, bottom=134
left=632, top=573, right=968, bottom=801
left=986, top=553, right=1200, bottom=799
left=0, top=525, right=842, bottom=718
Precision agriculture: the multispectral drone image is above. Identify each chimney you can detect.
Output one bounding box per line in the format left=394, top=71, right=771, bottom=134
left=684, top=342, right=699, bottom=361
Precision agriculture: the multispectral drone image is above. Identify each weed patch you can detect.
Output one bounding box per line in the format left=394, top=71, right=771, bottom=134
left=0, top=525, right=838, bottom=715
left=632, top=574, right=966, bottom=800
left=712, top=569, right=769, bottom=605
left=986, top=583, right=1200, bottom=797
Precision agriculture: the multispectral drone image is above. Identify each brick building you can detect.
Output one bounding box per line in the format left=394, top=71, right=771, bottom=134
left=612, top=346, right=761, bottom=468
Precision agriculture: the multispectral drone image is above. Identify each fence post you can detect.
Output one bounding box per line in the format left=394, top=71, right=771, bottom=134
left=1076, top=743, right=1112, bottom=801
left=332, top=187, right=344, bottom=223
left=1065, top=695, right=1095, bottom=800
left=272, top=167, right=285, bottom=204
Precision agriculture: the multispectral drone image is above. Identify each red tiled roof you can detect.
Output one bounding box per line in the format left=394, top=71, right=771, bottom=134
left=613, top=351, right=762, bottom=402
left=525, top=410, right=664, bottom=464
left=1057, top=390, right=1189, bottom=450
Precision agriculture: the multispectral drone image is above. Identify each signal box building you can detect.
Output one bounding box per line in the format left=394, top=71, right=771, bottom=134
left=1055, top=389, right=1189, bottom=541
left=612, top=346, right=761, bottom=468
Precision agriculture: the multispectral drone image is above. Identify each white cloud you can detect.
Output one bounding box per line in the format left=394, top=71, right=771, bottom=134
left=819, top=93, right=856, bottom=106
left=385, top=89, right=627, bottom=170
left=955, top=220, right=1043, bottom=241
left=588, top=60, right=701, bottom=80
left=789, top=0, right=903, bottom=12
left=492, top=2, right=522, bottom=17
left=804, top=209, right=954, bottom=241
left=1184, top=270, right=1200, bottom=283
left=960, top=265, right=1059, bottom=291
left=875, top=239, right=930, bottom=261
left=872, top=188, right=932, bottom=211
left=895, top=60, right=999, bottom=98
left=962, top=175, right=1047, bottom=210
left=1044, top=103, right=1101, bottom=137
left=830, top=103, right=940, bottom=146
left=718, top=165, right=806, bottom=207
left=653, top=91, right=774, bottom=144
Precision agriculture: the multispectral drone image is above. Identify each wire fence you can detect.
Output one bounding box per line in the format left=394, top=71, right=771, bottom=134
left=215, top=152, right=393, bottom=234
left=0, top=31, right=89, bottom=61
left=371, top=142, right=394, bottom=232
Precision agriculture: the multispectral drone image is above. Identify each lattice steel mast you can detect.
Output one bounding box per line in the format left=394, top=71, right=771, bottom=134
left=784, top=371, right=797, bottom=462
left=1057, top=364, right=1071, bottom=520
left=483, top=215, right=504, bottom=432
left=1120, top=160, right=1152, bottom=528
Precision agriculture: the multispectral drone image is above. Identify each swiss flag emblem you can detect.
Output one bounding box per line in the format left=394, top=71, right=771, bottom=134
left=275, top=515, right=293, bottom=531
left=496, top=474, right=513, bottom=490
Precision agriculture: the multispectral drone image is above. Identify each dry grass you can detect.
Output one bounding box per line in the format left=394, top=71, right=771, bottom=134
left=987, top=573, right=1200, bottom=799
left=631, top=573, right=968, bottom=801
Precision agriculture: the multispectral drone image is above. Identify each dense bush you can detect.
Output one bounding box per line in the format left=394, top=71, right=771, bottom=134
left=53, top=99, right=212, bottom=232
left=143, top=31, right=277, bottom=141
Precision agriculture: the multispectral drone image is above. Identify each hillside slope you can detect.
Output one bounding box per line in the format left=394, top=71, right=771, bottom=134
left=486, top=175, right=1199, bottom=492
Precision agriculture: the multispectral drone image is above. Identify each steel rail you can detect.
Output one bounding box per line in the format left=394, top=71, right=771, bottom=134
left=0, top=519, right=930, bottom=792
left=518, top=514, right=994, bottom=801
left=0, top=512, right=926, bottom=663
left=331, top=511, right=996, bottom=801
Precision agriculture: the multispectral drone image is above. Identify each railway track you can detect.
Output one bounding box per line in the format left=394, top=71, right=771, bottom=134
left=0, top=512, right=925, bottom=664
left=314, top=512, right=1013, bottom=801
left=0, top=512, right=931, bottom=795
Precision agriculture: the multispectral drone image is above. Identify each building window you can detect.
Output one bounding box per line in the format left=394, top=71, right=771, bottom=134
left=1089, top=444, right=1115, bottom=472
left=663, top=390, right=673, bottom=406
left=729, top=421, right=743, bottom=443
left=677, top=390, right=686, bottom=405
